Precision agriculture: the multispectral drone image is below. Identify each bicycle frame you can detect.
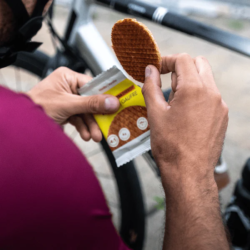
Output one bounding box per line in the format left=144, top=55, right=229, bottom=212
left=64, top=0, right=120, bottom=76
left=95, top=0, right=250, bottom=57
left=61, top=0, right=250, bottom=78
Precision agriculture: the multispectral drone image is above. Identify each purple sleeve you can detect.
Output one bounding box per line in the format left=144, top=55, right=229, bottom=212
left=0, top=86, right=131, bottom=250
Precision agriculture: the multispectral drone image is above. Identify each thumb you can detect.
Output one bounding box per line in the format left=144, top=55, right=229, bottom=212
left=67, top=94, right=120, bottom=115
left=142, top=65, right=167, bottom=112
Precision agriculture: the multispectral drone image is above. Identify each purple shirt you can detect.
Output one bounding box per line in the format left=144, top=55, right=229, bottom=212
left=0, top=86, right=130, bottom=250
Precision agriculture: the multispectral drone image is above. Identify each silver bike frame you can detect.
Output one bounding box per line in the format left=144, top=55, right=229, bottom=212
left=66, top=0, right=120, bottom=76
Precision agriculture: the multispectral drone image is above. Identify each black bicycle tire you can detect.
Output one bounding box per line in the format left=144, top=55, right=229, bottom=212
left=13, top=51, right=146, bottom=250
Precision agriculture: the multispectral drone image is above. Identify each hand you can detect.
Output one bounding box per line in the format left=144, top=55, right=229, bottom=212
left=142, top=54, right=228, bottom=188
left=27, top=67, right=120, bottom=142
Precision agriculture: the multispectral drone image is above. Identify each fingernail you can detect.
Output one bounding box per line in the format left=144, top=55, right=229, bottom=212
left=105, top=97, right=118, bottom=111
left=145, top=66, right=151, bottom=78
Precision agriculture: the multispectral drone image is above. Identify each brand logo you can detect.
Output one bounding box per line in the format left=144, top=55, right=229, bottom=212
left=99, top=80, right=117, bottom=92
left=120, top=90, right=138, bottom=105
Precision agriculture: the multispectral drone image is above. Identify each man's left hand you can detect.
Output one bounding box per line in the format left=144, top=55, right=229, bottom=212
left=27, top=67, right=120, bottom=142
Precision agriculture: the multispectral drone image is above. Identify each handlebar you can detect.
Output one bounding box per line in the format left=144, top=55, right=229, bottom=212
left=95, top=0, right=250, bottom=57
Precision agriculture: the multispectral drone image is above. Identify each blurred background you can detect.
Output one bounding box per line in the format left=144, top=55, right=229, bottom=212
left=0, top=0, right=249, bottom=249
left=59, top=0, right=250, bottom=19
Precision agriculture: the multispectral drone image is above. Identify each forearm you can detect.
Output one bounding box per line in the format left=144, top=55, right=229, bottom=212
left=161, top=165, right=230, bottom=250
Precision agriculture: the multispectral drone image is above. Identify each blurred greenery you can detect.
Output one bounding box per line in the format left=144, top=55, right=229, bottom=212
left=154, top=196, right=165, bottom=210
left=227, top=20, right=244, bottom=31
left=92, top=12, right=99, bottom=20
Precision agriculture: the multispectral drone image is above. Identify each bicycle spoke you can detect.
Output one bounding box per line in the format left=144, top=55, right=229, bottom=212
left=0, top=70, right=8, bottom=88
left=142, top=153, right=161, bottom=177
left=85, top=148, right=104, bottom=157
left=94, top=171, right=112, bottom=179
left=70, top=128, right=78, bottom=139
left=15, top=68, right=22, bottom=92
left=107, top=201, right=120, bottom=208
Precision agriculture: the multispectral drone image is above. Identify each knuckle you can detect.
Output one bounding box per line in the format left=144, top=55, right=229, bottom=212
left=88, top=97, right=100, bottom=112
left=176, top=53, right=193, bottom=67
left=189, top=87, right=203, bottom=98
left=214, top=92, right=222, bottom=102
left=57, top=67, right=74, bottom=77
left=179, top=52, right=189, bottom=58
left=54, top=67, right=71, bottom=78
left=201, top=56, right=209, bottom=63
left=178, top=53, right=191, bottom=61
left=222, top=100, right=229, bottom=114
left=56, top=67, right=68, bottom=73
left=210, top=90, right=222, bottom=102
left=196, top=56, right=208, bottom=62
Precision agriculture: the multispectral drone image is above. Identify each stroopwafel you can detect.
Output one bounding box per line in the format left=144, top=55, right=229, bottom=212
left=111, top=18, right=161, bottom=83
left=107, top=106, right=149, bottom=151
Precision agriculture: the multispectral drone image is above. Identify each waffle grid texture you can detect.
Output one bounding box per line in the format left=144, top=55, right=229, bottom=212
left=108, top=106, right=149, bottom=151
left=112, top=18, right=161, bottom=83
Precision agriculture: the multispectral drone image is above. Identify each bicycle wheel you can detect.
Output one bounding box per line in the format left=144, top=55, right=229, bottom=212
left=12, top=51, right=145, bottom=250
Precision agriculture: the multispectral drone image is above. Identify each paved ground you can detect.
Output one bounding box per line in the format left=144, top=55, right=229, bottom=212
left=1, top=4, right=250, bottom=250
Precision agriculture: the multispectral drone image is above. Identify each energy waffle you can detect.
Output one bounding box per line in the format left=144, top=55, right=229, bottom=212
left=108, top=106, right=149, bottom=151
left=112, top=18, right=161, bottom=83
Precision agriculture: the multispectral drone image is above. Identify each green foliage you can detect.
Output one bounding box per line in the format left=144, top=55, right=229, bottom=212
left=227, top=20, right=244, bottom=31
left=92, top=12, right=99, bottom=20
left=154, top=196, right=165, bottom=210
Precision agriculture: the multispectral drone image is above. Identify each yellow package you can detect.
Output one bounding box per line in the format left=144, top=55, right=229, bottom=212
left=78, top=66, right=151, bottom=167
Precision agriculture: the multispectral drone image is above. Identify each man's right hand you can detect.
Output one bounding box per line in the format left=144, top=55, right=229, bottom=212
left=143, top=54, right=230, bottom=250
left=142, top=54, right=229, bottom=190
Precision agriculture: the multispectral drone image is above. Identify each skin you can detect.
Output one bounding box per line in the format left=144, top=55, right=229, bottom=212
left=0, top=0, right=52, bottom=45
left=143, top=54, right=230, bottom=250
left=0, top=0, right=16, bottom=45
left=29, top=55, right=230, bottom=249
left=1, top=0, right=230, bottom=248
left=27, top=67, right=120, bottom=142
left=0, top=0, right=121, bottom=142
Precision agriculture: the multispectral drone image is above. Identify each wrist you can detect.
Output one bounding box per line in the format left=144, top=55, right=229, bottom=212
left=26, top=90, right=36, bottom=103
left=26, top=90, right=43, bottom=107
left=158, top=161, right=217, bottom=199
left=163, top=174, right=219, bottom=214
left=25, top=91, right=48, bottom=114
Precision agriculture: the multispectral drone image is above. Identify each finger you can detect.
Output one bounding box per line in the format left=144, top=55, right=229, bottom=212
left=167, top=72, right=177, bottom=104
left=82, top=114, right=102, bottom=142
left=66, top=94, right=120, bottom=116
left=161, top=54, right=195, bottom=74
left=55, top=67, right=93, bottom=95
left=168, top=90, right=174, bottom=103
left=171, top=72, right=177, bottom=92
left=73, top=72, right=92, bottom=88
left=142, top=65, right=168, bottom=113
left=69, top=116, right=91, bottom=141
left=194, top=56, right=219, bottom=91
left=160, top=54, right=202, bottom=89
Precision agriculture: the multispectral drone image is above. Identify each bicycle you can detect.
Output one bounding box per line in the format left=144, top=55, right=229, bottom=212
left=2, top=0, right=250, bottom=249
